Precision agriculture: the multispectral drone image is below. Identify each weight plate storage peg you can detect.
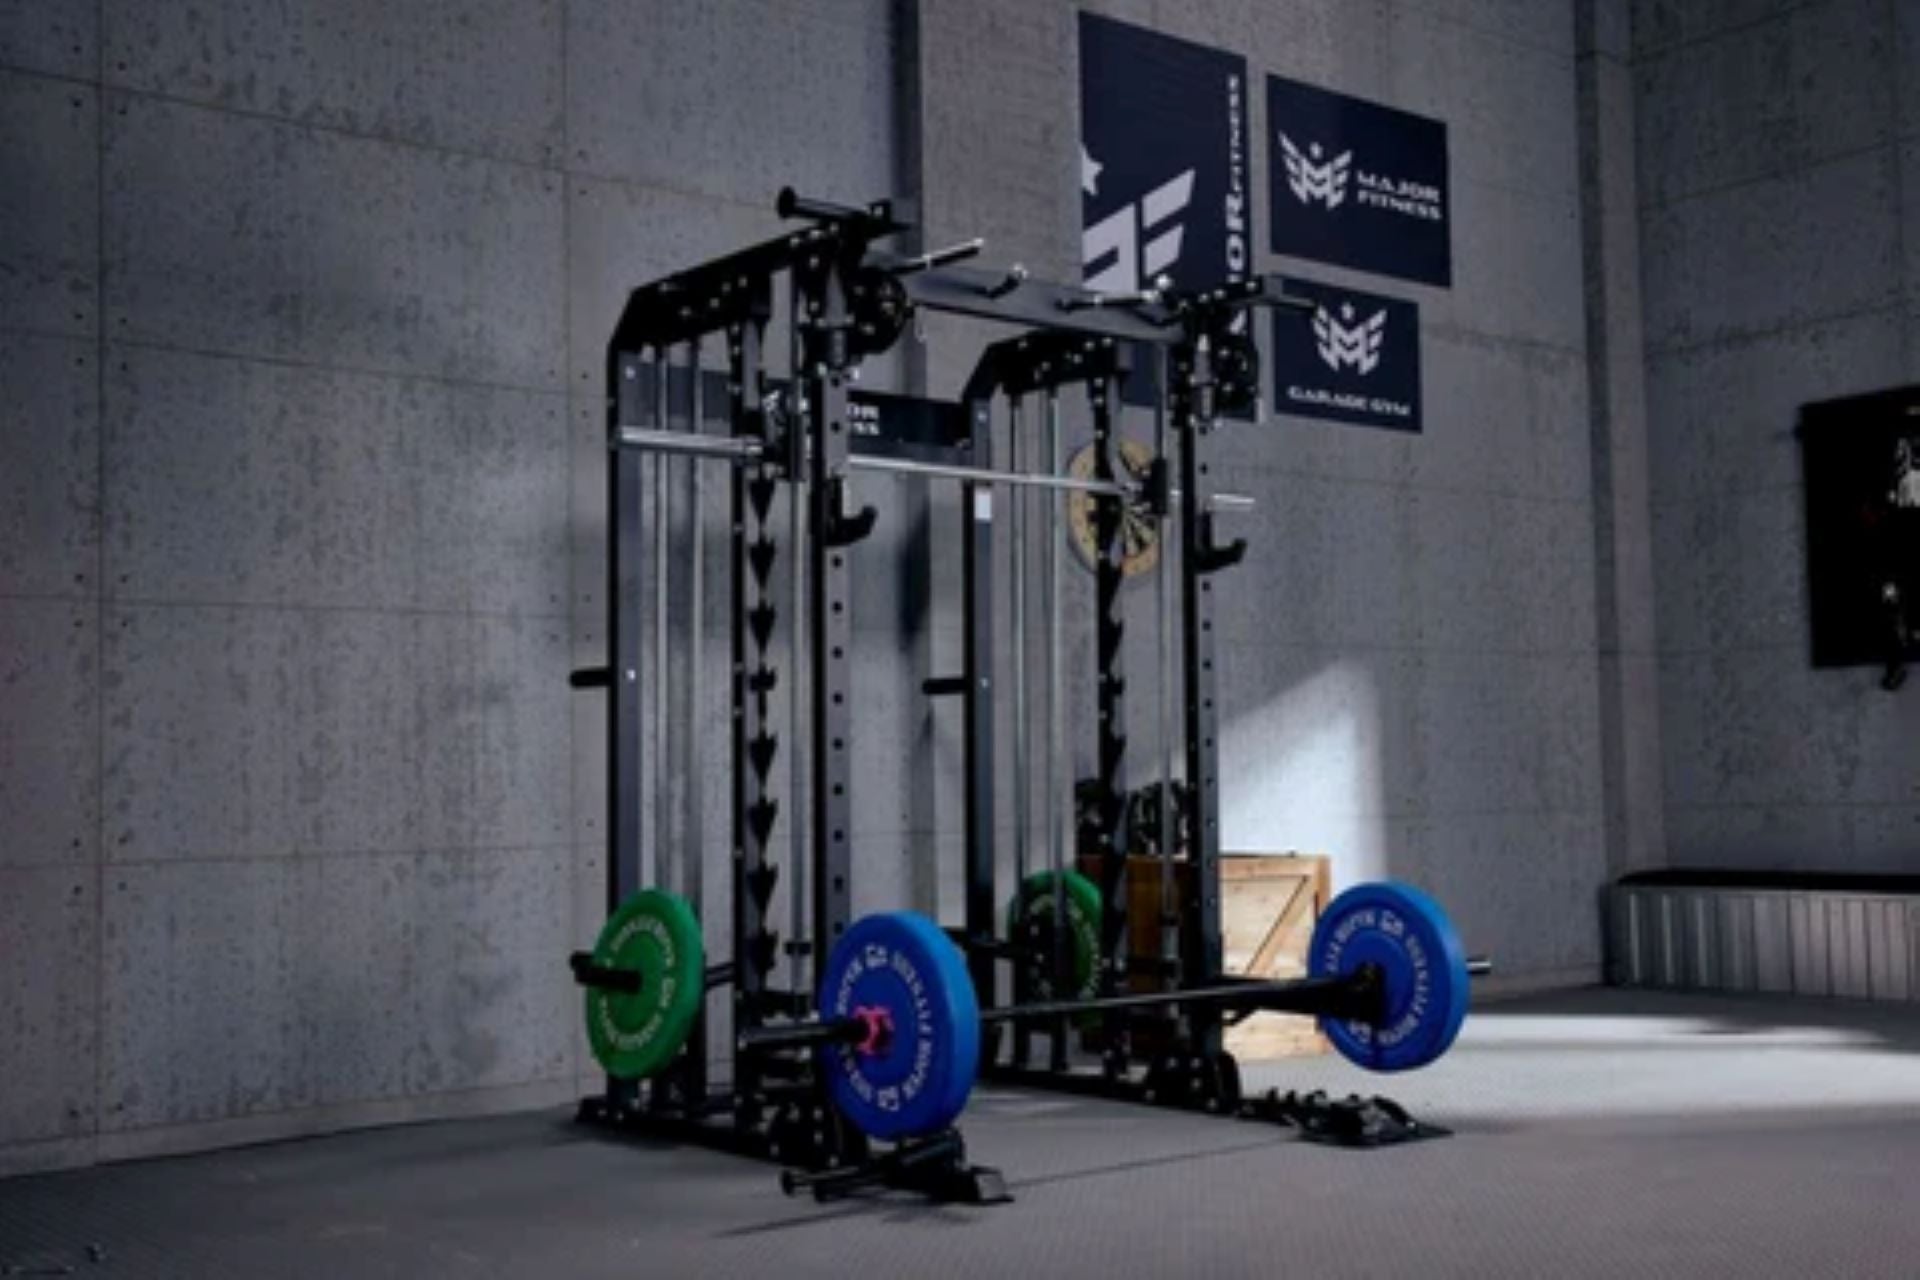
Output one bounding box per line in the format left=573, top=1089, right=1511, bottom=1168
left=585, top=889, right=705, bottom=1080
left=817, top=912, right=980, bottom=1141
left=1308, top=882, right=1471, bottom=1073
left=1006, top=869, right=1102, bottom=1007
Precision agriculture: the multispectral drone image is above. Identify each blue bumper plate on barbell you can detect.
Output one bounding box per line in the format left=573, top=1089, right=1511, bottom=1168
left=818, top=912, right=980, bottom=1141
left=1309, top=881, right=1470, bottom=1073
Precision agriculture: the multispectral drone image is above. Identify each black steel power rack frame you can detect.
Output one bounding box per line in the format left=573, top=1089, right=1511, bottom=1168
left=573, top=188, right=1322, bottom=1198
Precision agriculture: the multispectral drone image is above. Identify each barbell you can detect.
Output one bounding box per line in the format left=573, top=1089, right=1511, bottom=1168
left=574, top=880, right=1480, bottom=1143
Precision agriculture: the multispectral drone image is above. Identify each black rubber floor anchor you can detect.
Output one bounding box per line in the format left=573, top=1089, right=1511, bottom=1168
left=778, top=1129, right=1010, bottom=1204
left=1240, top=1089, right=1451, bottom=1147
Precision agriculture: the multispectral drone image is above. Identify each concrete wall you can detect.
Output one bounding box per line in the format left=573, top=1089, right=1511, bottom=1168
left=4, top=0, right=1612, bottom=1174
left=918, top=0, right=1606, bottom=988
left=1635, top=0, right=1920, bottom=871
left=0, top=0, right=902, bottom=1175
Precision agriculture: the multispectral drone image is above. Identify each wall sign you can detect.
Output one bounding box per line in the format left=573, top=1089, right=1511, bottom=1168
left=1267, top=75, right=1451, bottom=287
left=1270, top=277, right=1421, bottom=433
left=1079, top=13, right=1249, bottom=406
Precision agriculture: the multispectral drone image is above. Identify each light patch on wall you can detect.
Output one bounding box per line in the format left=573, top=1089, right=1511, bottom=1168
left=1218, top=659, right=1385, bottom=886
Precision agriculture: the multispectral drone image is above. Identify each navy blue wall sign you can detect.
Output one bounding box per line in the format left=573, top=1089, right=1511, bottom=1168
left=1079, top=14, right=1249, bottom=406
left=1271, top=278, right=1421, bottom=433
left=1267, top=76, right=1451, bottom=287
left=1080, top=13, right=1249, bottom=297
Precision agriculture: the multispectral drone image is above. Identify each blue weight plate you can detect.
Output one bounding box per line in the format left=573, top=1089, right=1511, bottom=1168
left=817, top=912, right=980, bottom=1141
left=1309, top=881, right=1470, bottom=1073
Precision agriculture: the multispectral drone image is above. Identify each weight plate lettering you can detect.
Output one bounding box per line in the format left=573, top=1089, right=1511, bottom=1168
left=1309, top=882, right=1469, bottom=1073
left=585, top=889, right=704, bottom=1080
left=818, top=912, right=979, bottom=1141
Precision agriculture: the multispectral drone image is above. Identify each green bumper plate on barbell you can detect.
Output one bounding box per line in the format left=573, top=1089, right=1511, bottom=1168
left=1006, top=868, right=1102, bottom=1012
left=585, top=889, right=704, bottom=1080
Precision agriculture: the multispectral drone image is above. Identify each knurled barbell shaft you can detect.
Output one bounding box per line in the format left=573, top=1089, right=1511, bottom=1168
left=735, top=966, right=1390, bottom=1056
left=976, top=971, right=1383, bottom=1027
left=732, top=953, right=1492, bottom=1056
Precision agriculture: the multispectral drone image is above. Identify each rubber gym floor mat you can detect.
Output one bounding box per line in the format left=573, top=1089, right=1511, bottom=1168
left=4, top=988, right=1919, bottom=1279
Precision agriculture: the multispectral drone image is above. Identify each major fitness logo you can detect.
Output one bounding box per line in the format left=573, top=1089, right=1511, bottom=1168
left=1273, top=278, right=1420, bottom=433
left=1268, top=76, right=1451, bottom=287
left=1314, top=301, right=1387, bottom=375
left=1280, top=134, right=1351, bottom=209
left=1080, top=14, right=1249, bottom=407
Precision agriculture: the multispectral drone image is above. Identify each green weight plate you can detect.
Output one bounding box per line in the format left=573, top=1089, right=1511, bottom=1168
left=585, top=889, right=704, bottom=1080
left=1006, top=869, right=1103, bottom=1006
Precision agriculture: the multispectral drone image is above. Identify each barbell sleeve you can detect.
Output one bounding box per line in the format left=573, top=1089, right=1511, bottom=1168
left=569, top=954, right=736, bottom=994
left=569, top=951, right=641, bottom=993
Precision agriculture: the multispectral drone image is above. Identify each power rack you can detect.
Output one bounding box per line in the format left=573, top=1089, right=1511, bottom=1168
left=570, top=189, right=1376, bottom=1202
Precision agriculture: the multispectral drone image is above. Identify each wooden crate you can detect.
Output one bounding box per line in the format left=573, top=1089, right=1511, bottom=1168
left=1220, top=853, right=1330, bottom=1060
left=1069, top=851, right=1331, bottom=1060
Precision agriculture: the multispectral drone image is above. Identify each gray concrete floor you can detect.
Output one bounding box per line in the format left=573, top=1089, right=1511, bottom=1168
left=4, top=988, right=1920, bottom=1278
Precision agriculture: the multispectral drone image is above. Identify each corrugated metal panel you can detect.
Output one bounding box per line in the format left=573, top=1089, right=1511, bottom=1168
left=1609, top=888, right=1641, bottom=985
left=1836, top=899, right=1870, bottom=998
left=1697, top=890, right=1728, bottom=990
left=1719, top=895, right=1753, bottom=992
left=1753, top=895, right=1794, bottom=993
left=1871, top=900, right=1909, bottom=1000
left=1657, top=892, right=1682, bottom=986
left=1791, top=894, right=1829, bottom=997
left=1606, top=886, right=1917, bottom=1004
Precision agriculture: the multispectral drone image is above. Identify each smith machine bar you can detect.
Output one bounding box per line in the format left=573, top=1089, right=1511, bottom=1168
left=572, top=187, right=1323, bottom=1200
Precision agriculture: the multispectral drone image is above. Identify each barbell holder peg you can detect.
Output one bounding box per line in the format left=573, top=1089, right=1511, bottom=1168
left=981, top=265, right=1028, bottom=299
left=775, top=187, right=878, bottom=225
left=1057, top=276, right=1168, bottom=314
left=890, top=238, right=986, bottom=277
